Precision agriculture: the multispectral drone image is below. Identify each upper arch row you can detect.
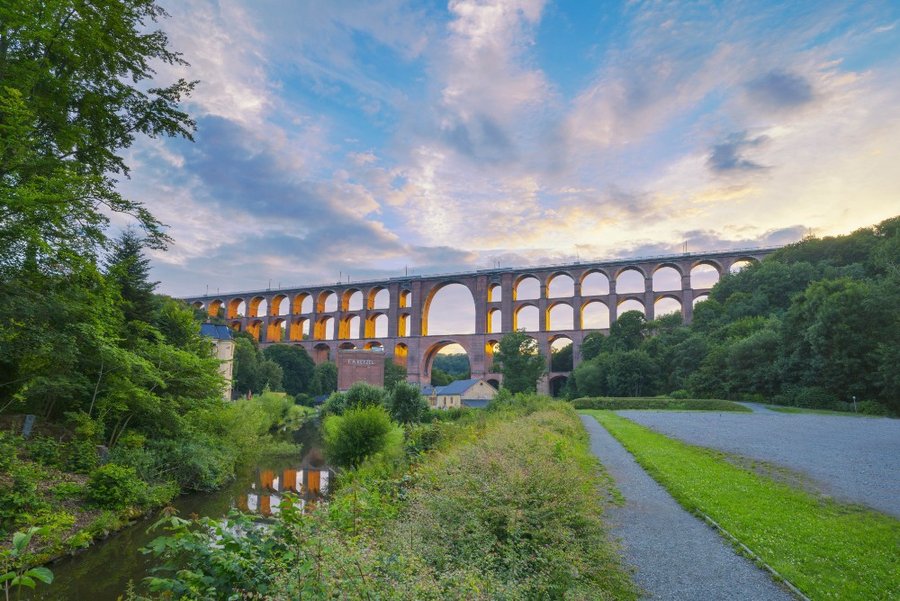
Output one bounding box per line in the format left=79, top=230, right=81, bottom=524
left=190, top=257, right=761, bottom=319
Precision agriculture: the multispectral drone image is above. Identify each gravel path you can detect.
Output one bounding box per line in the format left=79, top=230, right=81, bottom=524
left=617, top=410, right=900, bottom=517
left=580, top=415, right=794, bottom=601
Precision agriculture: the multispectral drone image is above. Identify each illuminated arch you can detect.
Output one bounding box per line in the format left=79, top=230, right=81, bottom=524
left=399, top=289, right=411, bottom=308
left=368, top=287, right=389, bottom=310
left=514, top=275, right=540, bottom=300
left=393, top=342, right=409, bottom=368
left=581, top=270, right=610, bottom=295
left=653, top=295, right=682, bottom=317
left=207, top=299, right=225, bottom=318
left=487, top=308, right=502, bottom=333
left=365, top=313, right=388, bottom=338
left=514, top=303, right=539, bottom=332
left=248, top=296, right=267, bottom=318
left=729, top=258, right=758, bottom=274
left=293, top=293, right=312, bottom=314
left=267, top=318, right=287, bottom=342
left=546, top=272, right=575, bottom=298
left=397, top=313, right=411, bottom=337
left=271, top=294, right=288, bottom=316
left=652, top=265, right=681, bottom=292
left=488, top=283, right=502, bottom=302
left=340, top=315, right=361, bottom=340
left=289, top=317, right=309, bottom=341
left=546, top=301, right=574, bottom=330
left=690, top=261, right=722, bottom=288
left=342, top=289, right=363, bottom=311
left=618, top=297, right=645, bottom=315
left=312, top=343, right=331, bottom=363
left=582, top=300, right=610, bottom=329
left=315, top=316, right=335, bottom=340
left=247, top=319, right=263, bottom=341
left=227, top=298, right=246, bottom=319
left=616, top=268, right=646, bottom=294
left=317, top=290, right=337, bottom=313
left=422, top=282, right=476, bottom=336
left=422, top=340, right=471, bottom=384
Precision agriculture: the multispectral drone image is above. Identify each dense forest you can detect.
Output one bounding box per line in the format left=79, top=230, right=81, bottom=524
left=571, top=216, right=900, bottom=414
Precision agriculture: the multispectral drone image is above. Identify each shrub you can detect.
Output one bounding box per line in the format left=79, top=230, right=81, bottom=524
left=86, top=464, right=144, bottom=510
left=323, top=405, right=396, bottom=468
left=856, top=400, right=891, bottom=416
left=344, top=382, right=387, bottom=409
left=669, top=389, right=691, bottom=399
left=386, top=382, right=429, bottom=424
left=148, top=437, right=235, bottom=492
left=62, top=439, right=99, bottom=474
left=50, top=481, right=85, bottom=501
left=25, top=436, right=62, bottom=468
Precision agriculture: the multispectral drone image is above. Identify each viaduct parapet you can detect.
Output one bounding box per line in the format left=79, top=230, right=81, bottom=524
left=183, top=248, right=777, bottom=392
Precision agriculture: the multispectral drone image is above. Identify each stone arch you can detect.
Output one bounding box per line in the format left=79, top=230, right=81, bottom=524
left=422, top=282, right=476, bottom=336
left=207, top=299, right=225, bottom=318
left=652, top=265, right=682, bottom=291
left=227, top=298, right=246, bottom=319
left=368, top=287, right=389, bottom=310
left=729, top=258, right=758, bottom=274
left=581, top=270, right=610, bottom=295
left=317, top=290, right=337, bottom=313
left=267, top=318, right=287, bottom=342
left=690, top=260, right=722, bottom=288
left=289, top=317, right=309, bottom=341
left=487, top=378, right=500, bottom=389
left=342, top=289, right=363, bottom=311
left=549, top=375, right=569, bottom=397
left=393, top=342, right=409, bottom=368
left=229, top=320, right=242, bottom=332
left=315, top=316, right=335, bottom=340
left=365, top=313, right=388, bottom=338
left=693, top=294, right=710, bottom=306
left=247, top=319, right=263, bottom=341
left=397, top=313, right=411, bottom=337
left=550, top=335, right=574, bottom=372
left=488, top=283, right=502, bottom=302
left=653, top=295, right=682, bottom=317
left=582, top=300, right=610, bottom=329
left=487, top=307, right=502, bottom=333
left=546, top=301, right=574, bottom=330
left=422, top=340, right=472, bottom=384
left=485, top=339, right=500, bottom=372
left=248, top=296, right=267, bottom=318
left=514, top=275, right=540, bottom=300
left=293, top=293, right=312, bottom=314
left=616, top=267, right=646, bottom=294
left=618, top=297, right=646, bottom=315
left=546, top=272, right=575, bottom=298
left=191, top=300, right=205, bottom=311
left=514, top=303, right=539, bottom=332
left=399, top=289, right=411, bottom=308
left=340, top=315, right=361, bottom=340
left=270, top=294, right=288, bottom=316
left=312, top=343, right=331, bottom=363
left=364, top=341, right=384, bottom=351
left=338, top=341, right=357, bottom=350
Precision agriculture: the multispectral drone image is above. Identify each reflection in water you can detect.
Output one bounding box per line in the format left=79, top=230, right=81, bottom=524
left=238, top=456, right=332, bottom=517
left=26, top=419, right=331, bottom=601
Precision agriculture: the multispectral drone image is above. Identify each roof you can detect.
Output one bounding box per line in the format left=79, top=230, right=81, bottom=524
left=435, top=378, right=482, bottom=395
left=200, top=323, right=234, bottom=340
left=420, top=384, right=436, bottom=396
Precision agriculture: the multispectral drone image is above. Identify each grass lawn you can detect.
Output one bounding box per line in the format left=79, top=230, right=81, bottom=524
left=764, top=405, right=881, bottom=418
left=584, top=410, right=900, bottom=601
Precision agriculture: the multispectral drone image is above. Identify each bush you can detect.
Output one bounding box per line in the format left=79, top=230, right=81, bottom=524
left=86, top=464, right=144, bottom=510
left=323, top=405, right=397, bottom=468
left=856, top=400, right=891, bottom=416
left=148, top=437, right=235, bottom=492
left=50, top=481, right=85, bottom=501
left=25, top=436, right=62, bottom=468
left=63, top=439, right=99, bottom=474
left=344, top=382, right=387, bottom=409
left=571, top=397, right=751, bottom=411
left=669, top=389, right=691, bottom=399
left=386, top=382, right=429, bottom=424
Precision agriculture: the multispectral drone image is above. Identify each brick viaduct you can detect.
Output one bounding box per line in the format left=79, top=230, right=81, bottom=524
left=183, top=248, right=776, bottom=393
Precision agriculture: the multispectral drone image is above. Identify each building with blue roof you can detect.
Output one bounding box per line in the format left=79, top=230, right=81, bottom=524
left=427, top=378, right=498, bottom=410
left=200, top=322, right=235, bottom=400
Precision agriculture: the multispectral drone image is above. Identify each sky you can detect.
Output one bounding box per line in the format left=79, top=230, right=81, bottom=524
left=117, top=0, right=900, bottom=299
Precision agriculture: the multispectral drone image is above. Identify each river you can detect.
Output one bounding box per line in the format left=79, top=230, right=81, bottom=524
left=27, top=419, right=331, bottom=600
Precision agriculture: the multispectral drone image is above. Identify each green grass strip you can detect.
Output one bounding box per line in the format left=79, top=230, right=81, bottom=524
left=584, top=410, right=900, bottom=601
left=764, top=405, right=880, bottom=418
left=572, top=398, right=751, bottom=411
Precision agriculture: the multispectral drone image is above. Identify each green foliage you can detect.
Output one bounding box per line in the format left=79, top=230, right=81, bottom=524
left=383, top=360, right=408, bottom=391
left=571, top=397, right=751, bottom=411
left=1, top=527, right=54, bottom=598
left=233, top=337, right=283, bottom=396
left=550, top=342, right=573, bottom=371
left=25, top=436, right=62, bottom=468
left=263, top=344, right=315, bottom=396
left=386, top=382, right=429, bottom=424
left=493, top=331, right=546, bottom=393
left=344, top=381, right=387, bottom=409
left=323, top=405, right=399, bottom=468
left=86, top=464, right=144, bottom=510
left=429, top=367, right=453, bottom=386
left=310, top=361, right=338, bottom=396
left=431, top=353, right=470, bottom=379
left=589, top=411, right=900, bottom=600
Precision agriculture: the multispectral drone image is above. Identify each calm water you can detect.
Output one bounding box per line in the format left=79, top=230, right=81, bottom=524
left=27, top=419, right=331, bottom=600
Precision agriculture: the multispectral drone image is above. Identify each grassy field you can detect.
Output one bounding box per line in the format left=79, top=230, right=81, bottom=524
left=584, top=410, right=900, bottom=601
left=572, top=397, right=751, bottom=412
left=764, top=405, right=880, bottom=417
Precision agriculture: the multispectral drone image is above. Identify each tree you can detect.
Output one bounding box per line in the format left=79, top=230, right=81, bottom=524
left=323, top=405, right=396, bottom=468
left=430, top=368, right=453, bottom=386
left=550, top=343, right=573, bottom=371
left=493, top=331, right=546, bottom=394
left=386, top=382, right=429, bottom=424
left=263, top=345, right=315, bottom=396
left=608, top=311, right=646, bottom=351
left=310, top=361, right=338, bottom=396
left=105, top=229, right=158, bottom=323
left=0, top=0, right=196, bottom=274
left=384, top=360, right=407, bottom=391
left=580, top=332, right=608, bottom=361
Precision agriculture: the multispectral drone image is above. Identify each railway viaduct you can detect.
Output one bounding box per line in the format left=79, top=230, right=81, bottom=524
left=182, top=248, right=776, bottom=392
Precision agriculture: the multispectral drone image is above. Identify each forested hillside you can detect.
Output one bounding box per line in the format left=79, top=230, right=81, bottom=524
left=572, top=216, right=900, bottom=414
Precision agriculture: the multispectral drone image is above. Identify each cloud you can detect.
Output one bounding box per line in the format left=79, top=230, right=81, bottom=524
left=746, top=70, right=815, bottom=110
left=707, top=132, right=770, bottom=174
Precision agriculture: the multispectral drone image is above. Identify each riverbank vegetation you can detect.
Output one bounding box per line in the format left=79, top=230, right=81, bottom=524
left=132, top=395, right=637, bottom=600
left=570, top=216, right=900, bottom=415
left=586, top=411, right=900, bottom=600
